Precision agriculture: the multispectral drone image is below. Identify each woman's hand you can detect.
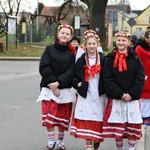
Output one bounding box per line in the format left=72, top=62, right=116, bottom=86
left=122, top=93, right=132, bottom=101
left=47, top=82, right=59, bottom=91
left=52, top=88, right=60, bottom=97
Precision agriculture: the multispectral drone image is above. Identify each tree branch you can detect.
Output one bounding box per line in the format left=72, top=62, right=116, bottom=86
left=0, top=1, right=7, bottom=16
left=15, top=0, right=22, bottom=16
left=57, top=0, right=72, bottom=22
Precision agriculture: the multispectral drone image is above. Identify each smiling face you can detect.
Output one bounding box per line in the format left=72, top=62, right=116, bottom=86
left=144, top=31, right=150, bottom=46
left=145, top=37, right=150, bottom=46
left=116, top=36, right=130, bottom=52
left=71, top=40, right=79, bottom=47
left=57, top=27, right=72, bottom=45
left=85, top=37, right=98, bottom=56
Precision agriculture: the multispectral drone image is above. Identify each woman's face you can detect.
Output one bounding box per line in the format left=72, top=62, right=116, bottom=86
left=58, top=28, right=72, bottom=44
left=71, top=40, right=79, bottom=47
left=85, top=37, right=98, bottom=55
left=130, top=41, right=135, bottom=48
left=116, top=36, right=130, bottom=52
left=145, top=37, right=150, bottom=46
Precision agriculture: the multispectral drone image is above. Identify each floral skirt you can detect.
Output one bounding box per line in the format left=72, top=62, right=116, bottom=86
left=103, top=99, right=142, bottom=140
left=70, top=113, right=103, bottom=142
left=42, top=100, right=72, bottom=131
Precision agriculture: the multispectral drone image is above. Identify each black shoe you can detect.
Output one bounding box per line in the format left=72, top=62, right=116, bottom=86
left=45, top=142, right=56, bottom=150
left=93, top=141, right=100, bottom=150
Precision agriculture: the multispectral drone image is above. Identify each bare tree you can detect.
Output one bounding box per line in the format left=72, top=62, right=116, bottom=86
left=0, top=0, right=22, bottom=16
left=58, top=0, right=108, bottom=50
left=80, top=0, right=109, bottom=50
left=56, top=0, right=71, bottom=23
left=56, top=0, right=84, bottom=23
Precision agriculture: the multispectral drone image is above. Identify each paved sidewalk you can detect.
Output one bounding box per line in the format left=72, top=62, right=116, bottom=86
left=145, top=126, right=150, bottom=150
left=136, top=125, right=146, bottom=150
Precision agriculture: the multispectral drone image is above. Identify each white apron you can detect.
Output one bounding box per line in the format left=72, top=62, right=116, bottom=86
left=108, top=99, right=143, bottom=124
left=36, top=87, right=76, bottom=104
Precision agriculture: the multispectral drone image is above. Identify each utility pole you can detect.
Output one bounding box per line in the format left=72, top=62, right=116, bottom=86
left=121, top=0, right=125, bottom=31
left=36, top=0, right=39, bottom=31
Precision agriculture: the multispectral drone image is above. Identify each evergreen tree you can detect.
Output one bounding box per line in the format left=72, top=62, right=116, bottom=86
left=0, top=14, right=6, bottom=37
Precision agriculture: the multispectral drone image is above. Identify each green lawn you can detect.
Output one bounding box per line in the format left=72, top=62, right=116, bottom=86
left=0, top=43, right=112, bottom=57
left=0, top=35, right=54, bottom=57
left=0, top=43, right=47, bottom=57
left=0, top=34, right=114, bottom=57
left=0, top=37, right=112, bottom=57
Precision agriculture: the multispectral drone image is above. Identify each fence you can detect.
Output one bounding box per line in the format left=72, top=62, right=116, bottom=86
left=7, top=23, right=55, bottom=46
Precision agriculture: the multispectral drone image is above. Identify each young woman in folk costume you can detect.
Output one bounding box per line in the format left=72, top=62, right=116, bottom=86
left=76, top=30, right=103, bottom=61
left=135, top=30, right=150, bottom=126
left=102, top=32, right=145, bottom=150
left=37, top=24, right=76, bottom=150
left=70, top=34, right=106, bottom=150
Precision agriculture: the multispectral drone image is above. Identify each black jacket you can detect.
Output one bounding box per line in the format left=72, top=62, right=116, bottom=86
left=72, top=52, right=105, bottom=98
left=39, top=40, right=75, bottom=89
left=135, top=38, right=150, bottom=51
left=103, top=48, right=145, bottom=100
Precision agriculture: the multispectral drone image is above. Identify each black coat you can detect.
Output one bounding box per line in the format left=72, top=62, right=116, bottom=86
left=103, top=48, right=145, bottom=100
left=135, top=38, right=150, bottom=51
left=72, top=52, right=106, bottom=98
left=39, top=40, right=75, bottom=89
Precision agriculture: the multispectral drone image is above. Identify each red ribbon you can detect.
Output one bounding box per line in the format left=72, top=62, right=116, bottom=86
left=84, top=64, right=101, bottom=82
left=69, top=44, right=76, bottom=54
left=113, top=50, right=128, bottom=72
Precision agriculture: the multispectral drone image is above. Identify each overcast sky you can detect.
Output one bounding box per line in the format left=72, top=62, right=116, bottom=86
left=129, top=0, right=150, bottom=10
left=22, top=0, right=150, bottom=13
left=38, top=0, right=150, bottom=9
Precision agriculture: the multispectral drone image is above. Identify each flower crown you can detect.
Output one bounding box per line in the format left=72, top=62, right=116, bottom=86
left=58, top=24, right=74, bottom=34
left=84, top=34, right=100, bottom=42
left=84, top=30, right=96, bottom=36
left=115, top=32, right=131, bottom=38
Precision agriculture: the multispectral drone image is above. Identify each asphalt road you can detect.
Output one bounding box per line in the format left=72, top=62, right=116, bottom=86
left=0, top=60, right=146, bottom=150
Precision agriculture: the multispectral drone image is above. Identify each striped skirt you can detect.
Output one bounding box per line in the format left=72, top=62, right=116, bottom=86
left=70, top=115, right=103, bottom=142
left=103, top=99, right=142, bottom=140
left=42, top=100, right=72, bottom=131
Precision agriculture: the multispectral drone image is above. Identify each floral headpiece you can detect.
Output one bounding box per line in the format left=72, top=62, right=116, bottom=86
left=58, top=24, right=74, bottom=34
left=84, top=30, right=96, bottom=36
left=115, top=32, right=131, bottom=38
left=84, top=34, right=100, bottom=42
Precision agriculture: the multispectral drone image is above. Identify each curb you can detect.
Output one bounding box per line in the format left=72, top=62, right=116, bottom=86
left=0, top=57, right=40, bottom=61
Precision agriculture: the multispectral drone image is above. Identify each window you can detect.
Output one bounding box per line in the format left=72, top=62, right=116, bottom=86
left=136, top=28, right=142, bottom=31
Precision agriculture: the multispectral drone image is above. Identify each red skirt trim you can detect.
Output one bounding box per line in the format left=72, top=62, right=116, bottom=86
left=103, top=99, right=142, bottom=140
left=42, top=100, right=72, bottom=131
left=70, top=116, right=103, bottom=141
